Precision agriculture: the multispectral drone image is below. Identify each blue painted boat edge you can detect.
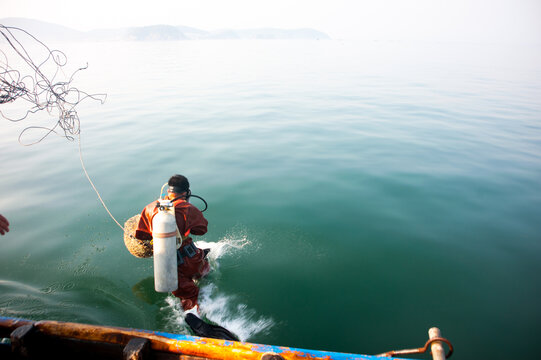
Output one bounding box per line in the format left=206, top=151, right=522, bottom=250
left=155, top=329, right=410, bottom=360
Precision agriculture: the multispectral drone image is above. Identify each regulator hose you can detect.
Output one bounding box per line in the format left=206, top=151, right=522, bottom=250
left=161, top=183, right=208, bottom=212
left=188, top=194, right=208, bottom=213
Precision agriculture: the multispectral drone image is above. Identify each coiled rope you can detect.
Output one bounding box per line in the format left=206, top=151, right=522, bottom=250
left=1, top=24, right=124, bottom=232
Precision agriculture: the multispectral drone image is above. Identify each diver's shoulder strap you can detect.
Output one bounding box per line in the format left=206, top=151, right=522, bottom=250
left=176, top=227, right=185, bottom=249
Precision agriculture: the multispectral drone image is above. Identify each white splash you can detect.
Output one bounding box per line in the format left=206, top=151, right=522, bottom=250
left=162, top=295, right=190, bottom=331
left=195, top=233, right=251, bottom=263
left=198, top=283, right=274, bottom=342
left=163, top=233, right=274, bottom=342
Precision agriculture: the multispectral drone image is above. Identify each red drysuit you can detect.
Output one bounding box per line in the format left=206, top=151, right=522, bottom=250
left=135, top=195, right=210, bottom=310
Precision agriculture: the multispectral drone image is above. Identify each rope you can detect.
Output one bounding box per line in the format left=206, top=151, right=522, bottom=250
left=1, top=25, right=106, bottom=145
left=78, top=133, right=124, bottom=231
left=376, top=336, right=453, bottom=359
left=1, top=25, right=122, bottom=232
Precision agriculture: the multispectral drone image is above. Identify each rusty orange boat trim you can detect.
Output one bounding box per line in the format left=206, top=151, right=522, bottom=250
left=0, top=316, right=414, bottom=360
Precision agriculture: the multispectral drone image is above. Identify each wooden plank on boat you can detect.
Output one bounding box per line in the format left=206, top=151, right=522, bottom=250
left=123, top=337, right=150, bottom=360
left=1, top=316, right=417, bottom=360
left=10, top=324, right=36, bottom=358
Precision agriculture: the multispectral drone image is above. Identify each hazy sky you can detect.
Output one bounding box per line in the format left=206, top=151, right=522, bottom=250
left=2, top=0, right=540, bottom=43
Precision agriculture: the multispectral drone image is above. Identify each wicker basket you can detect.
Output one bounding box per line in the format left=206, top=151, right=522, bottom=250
left=123, top=214, right=153, bottom=258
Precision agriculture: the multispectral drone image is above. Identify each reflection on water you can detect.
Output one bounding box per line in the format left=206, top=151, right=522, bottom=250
left=131, top=276, right=169, bottom=306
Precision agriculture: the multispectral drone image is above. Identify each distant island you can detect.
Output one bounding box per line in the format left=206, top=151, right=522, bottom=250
left=0, top=18, right=330, bottom=42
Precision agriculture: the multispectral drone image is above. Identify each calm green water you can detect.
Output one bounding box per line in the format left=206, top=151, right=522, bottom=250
left=1, top=40, right=540, bottom=359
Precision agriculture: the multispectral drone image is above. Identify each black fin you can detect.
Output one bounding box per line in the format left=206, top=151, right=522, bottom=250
left=203, top=248, right=210, bottom=258
left=185, top=313, right=239, bottom=341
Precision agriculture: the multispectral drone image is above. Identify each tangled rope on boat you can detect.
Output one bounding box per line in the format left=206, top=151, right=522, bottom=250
left=0, top=24, right=106, bottom=145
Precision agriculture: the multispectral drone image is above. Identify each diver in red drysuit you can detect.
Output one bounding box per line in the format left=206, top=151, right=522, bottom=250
left=135, top=174, right=210, bottom=311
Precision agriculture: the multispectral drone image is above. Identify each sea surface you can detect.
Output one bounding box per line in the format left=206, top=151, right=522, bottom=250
left=1, top=38, right=540, bottom=360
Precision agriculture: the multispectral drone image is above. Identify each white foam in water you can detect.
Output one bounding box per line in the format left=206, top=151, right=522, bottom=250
left=198, top=283, right=274, bottom=342
left=195, top=234, right=252, bottom=264
left=162, top=295, right=190, bottom=332
left=162, top=234, right=274, bottom=341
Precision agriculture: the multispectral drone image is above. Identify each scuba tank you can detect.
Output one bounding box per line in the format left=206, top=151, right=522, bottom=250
left=151, top=182, right=208, bottom=293
left=152, top=198, right=179, bottom=292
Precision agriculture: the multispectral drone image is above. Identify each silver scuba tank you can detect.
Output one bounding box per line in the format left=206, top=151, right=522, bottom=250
left=152, top=199, right=179, bottom=292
